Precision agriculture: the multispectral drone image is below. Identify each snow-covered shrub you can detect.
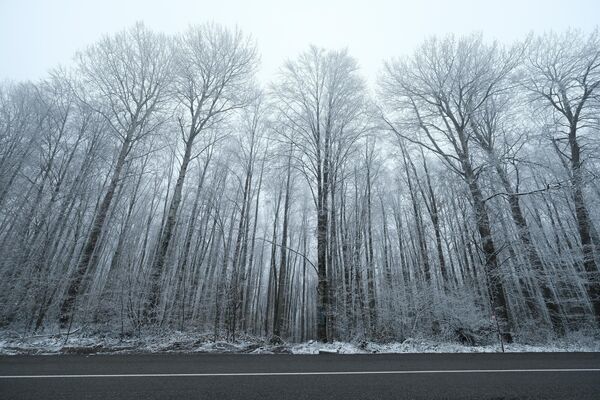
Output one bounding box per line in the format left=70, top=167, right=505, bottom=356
left=433, top=291, right=496, bottom=345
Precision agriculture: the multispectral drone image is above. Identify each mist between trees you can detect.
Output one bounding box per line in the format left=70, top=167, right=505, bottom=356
left=1, top=22, right=599, bottom=345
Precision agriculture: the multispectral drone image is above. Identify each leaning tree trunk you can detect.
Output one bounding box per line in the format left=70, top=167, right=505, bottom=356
left=493, top=159, right=565, bottom=334
left=569, top=125, right=600, bottom=326
left=421, top=155, right=448, bottom=286
left=462, top=159, right=513, bottom=342
left=59, top=137, right=131, bottom=329
left=146, top=138, right=193, bottom=324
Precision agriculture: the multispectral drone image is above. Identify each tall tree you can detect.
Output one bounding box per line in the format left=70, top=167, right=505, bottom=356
left=59, top=23, right=172, bottom=328
left=526, top=29, right=600, bottom=326
left=274, top=46, right=369, bottom=342
left=145, top=24, right=258, bottom=323
left=381, top=35, right=520, bottom=341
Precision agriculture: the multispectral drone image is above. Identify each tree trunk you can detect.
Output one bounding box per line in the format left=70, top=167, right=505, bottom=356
left=273, top=153, right=292, bottom=338
left=569, top=125, right=600, bottom=326
left=463, top=159, right=513, bottom=342
left=146, top=138, right=194, bottom=324
left=59, top=137, right=131, bottom=328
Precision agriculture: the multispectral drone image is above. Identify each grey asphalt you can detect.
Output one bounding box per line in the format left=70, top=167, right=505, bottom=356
left=1, top=352, right=599, bottom=399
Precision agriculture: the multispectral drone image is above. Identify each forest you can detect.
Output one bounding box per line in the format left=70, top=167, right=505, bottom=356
left=1, top=23, right=599, bottom=346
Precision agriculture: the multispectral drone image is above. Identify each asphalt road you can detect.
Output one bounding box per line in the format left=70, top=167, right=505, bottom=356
left=1, top=352, right=599, bottom=399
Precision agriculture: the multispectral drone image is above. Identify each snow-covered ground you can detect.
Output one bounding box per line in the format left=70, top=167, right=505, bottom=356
left=285, top=338, right=600, bottom=355
left=1, top=331, right=598, bottom=355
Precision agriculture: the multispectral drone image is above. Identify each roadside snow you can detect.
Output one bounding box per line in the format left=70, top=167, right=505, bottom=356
left=1, top=332, right=598, bottom=355
left=0, top=331, right=250, bottom=355
left=286, top=338, right=600, bottom=354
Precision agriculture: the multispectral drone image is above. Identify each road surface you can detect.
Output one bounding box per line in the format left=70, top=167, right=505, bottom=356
left=1, top=352, right=599, bottom=399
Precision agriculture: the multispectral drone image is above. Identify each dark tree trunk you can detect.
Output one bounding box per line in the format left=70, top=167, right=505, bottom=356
left=569, top=125, right=600, bottom=326
left=463, top=159, right=513, bottom=342
left=59, top=137, right=131, bottom=329
left=146, top=138, right=193, bottom=324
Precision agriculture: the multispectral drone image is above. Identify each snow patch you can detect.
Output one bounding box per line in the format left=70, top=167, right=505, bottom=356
left=1, top=331, right=598, bottom=355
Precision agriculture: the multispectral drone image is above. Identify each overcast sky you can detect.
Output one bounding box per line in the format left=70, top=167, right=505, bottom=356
left=1, top=0, right=598, bottom=85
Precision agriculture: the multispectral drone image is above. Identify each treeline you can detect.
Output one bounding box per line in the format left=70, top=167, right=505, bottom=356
left=1, top=23, right=599, bottom=344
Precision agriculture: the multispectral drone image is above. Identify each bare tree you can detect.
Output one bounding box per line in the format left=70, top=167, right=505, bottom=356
left=1, top=24, right=598, bottom=345
left=273, top=46, right=370, bottom=342
left=469, top=89, right=565, bottom=333
left=526, top=28, right=600, bottom=326
left=381, top=34, right=520, bottom=341
left=59, top=23, right=172, bottom=328
left=145, top=23, right=258, bottom=324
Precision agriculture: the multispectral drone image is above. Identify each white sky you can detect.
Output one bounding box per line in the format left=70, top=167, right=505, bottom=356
left=1, top=0, right=598, bottom=86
